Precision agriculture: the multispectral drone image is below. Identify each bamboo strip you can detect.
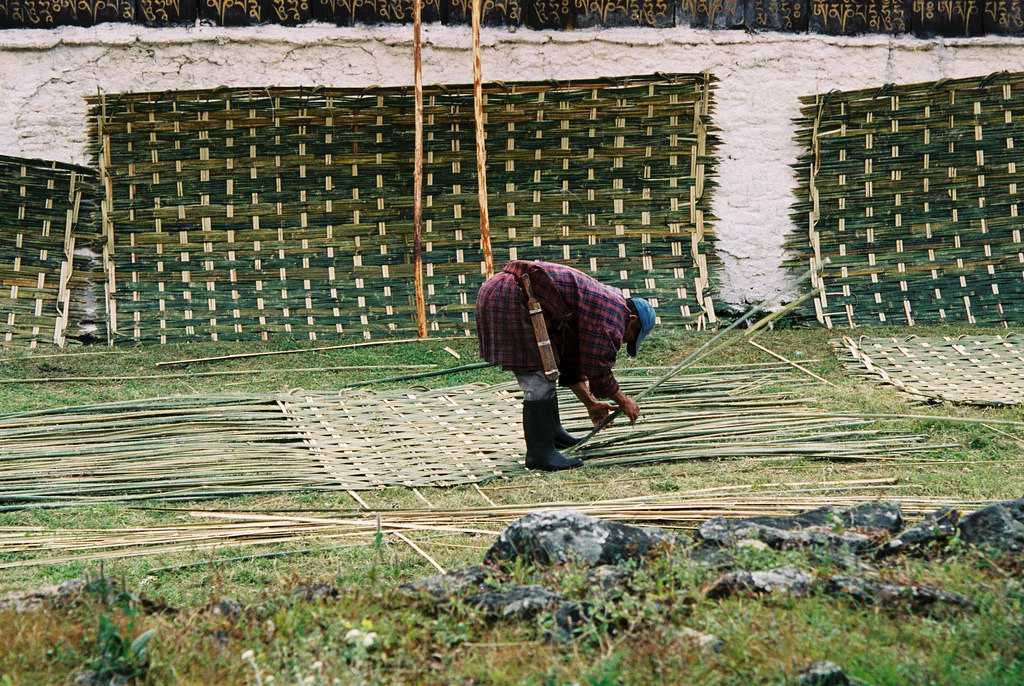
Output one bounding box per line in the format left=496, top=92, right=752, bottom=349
left=155, top=336, right=470, bottom=368
left=0, top=365, right=436, bottom=386
left=748, top=339, right=835, bottom=386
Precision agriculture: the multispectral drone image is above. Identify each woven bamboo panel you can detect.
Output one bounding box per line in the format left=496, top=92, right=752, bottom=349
left=0, top=155, right=99, bottom=348
left=87, top=74, right=718, bottom=345
left=834, top=334, right=1024, bottom=406
left=789, top=72, right=1024, bottom=328
left=278, top=385, right=523, bottom=489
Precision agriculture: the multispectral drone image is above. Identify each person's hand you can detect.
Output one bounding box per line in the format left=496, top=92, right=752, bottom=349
left=586, top=401, right=617, bottom=427
left=616, top=394, right=640, bottom=424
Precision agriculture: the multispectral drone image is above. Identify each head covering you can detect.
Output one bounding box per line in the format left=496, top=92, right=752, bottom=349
left=626, top=297, right=656, bottom=358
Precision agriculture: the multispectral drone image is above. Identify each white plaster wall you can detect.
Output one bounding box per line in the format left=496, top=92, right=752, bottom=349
left=3, top=24, right=1024, bottom=307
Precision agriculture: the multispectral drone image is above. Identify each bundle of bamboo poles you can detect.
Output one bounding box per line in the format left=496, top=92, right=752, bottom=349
left=0, top=481, right=991, bottom=569
left=0, top=366, right=954, bottom=508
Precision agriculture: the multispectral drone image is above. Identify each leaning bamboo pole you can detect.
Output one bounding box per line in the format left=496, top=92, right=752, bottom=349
left=412, top=0, right=428, bottom=338
left=471, top=0, right=494, bottom=279
left=570, top=264, right=826, bottom=453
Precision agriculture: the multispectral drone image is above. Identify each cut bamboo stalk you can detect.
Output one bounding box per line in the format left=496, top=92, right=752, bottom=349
left=393, top=530, right=446, bottom=574
left=155, top=336, right=470, bottom=367
left=0, top=365, right=437, bottom=386
left=983, top=424, right=1024, bottom=447
left=748, top=340, right=835, bottom=387
left=0, top=350, right=131, bottom=362
left=336, top=361, right=493, bottom=388
left=471, top=0, right=494, bottom=279
left=412, top=0, right=428, bottom=339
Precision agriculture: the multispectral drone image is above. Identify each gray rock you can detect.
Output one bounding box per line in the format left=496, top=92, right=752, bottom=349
left=400, top=566, right=493, bottom=602
left=0, top=579, right=86, bottom=613
left=291, top=581, right=338, bottom=602
left=880, top=507, right=960, bottom=557
left=586, top=565, right=634, bottom=593
left=551, top=601, right=592, bottom=642
left=71, top=671, right=130, bottom=686
left=698, top=517, right=876, bottom=554
left=799, top=661, right=850, bottom=686
left=687, top=543, right=738, bottom=569
left=673, top=626, right=724, bottom=653
left=209, top=597, right=243, bottom=622
left=465, top=584, right=563, bottom=620
left=825, top=575, right=973, bottom=613
left=839, top=501, right=904, bottom=533
left=958, top=498, right=1024, bottom=553
left=704, top=566, right=814, bottom=599
left=746, top=501, right=903, bottom=534
left=485, top=511, right=681, bottom=568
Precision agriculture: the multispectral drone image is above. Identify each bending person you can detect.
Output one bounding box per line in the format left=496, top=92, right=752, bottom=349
left=476, top=260, right=656, bottom=472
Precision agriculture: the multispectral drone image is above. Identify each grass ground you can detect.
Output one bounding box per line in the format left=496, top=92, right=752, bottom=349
left=1, top=326, right=1023, bottom=685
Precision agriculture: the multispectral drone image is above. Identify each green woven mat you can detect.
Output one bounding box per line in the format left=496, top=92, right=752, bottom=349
left=789, top=71, right=1024, bottom=328
left=87, top=74, right=719, bottom=346
left=0, top=155, right=100, bottom=348
left=834, top=334, right=1024, bottom=406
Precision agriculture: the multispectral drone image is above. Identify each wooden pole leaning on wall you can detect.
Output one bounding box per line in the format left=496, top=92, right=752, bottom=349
left=471, top=0, right=494, bottom=279
left=412, top=0, right=428, bottom=338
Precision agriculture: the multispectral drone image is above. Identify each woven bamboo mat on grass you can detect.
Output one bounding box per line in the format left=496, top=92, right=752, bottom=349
left=0, top=368, right=949, bottom=508
left=834, top=335, right=1024, bottom=406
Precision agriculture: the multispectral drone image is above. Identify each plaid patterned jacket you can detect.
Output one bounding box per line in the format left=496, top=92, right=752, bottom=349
left=475, top=260, right=629, bottom=398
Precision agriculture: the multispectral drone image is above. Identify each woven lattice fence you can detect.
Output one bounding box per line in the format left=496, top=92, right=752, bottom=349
left=87, top=74, right=719, bottom=345
left=789, top=71, right=1024, bottom=328
left=0, top=155, right=100, bottom=348
left=834, top=334, right=1024, bottom=406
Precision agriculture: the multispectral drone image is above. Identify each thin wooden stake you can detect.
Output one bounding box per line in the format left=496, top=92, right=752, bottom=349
left=983, top=423, right=1024, bottom=447
left=392, top=530, right=446, bottom=574
left=471, top=0, right=494, bottom=279
left=412, top=0, right=428, bottom=338
left=473, top=483, right=497, bottom=507
left=348, top=490, right=370, bottom=510
left=412, top=488, right=434, bottom=508
left=748, top=340, right=835, bottom=387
